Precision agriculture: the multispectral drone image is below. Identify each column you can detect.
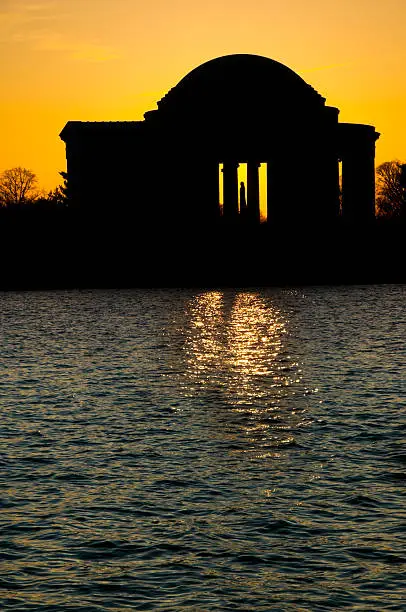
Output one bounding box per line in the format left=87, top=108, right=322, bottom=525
left=247, top=161, right=260, bottom=224
left=222, top=161, right=239, bottom=220
left=340, top=124, right=380, bottom=224
left=266, top=159, right=277, bottom=226
left=202, top=159, right=222, bottom=222
left=342, top=153, right=376, bottom=223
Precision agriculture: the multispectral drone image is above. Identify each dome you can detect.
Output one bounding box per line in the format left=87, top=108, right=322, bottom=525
left=155, top=54, right=325, bottom=115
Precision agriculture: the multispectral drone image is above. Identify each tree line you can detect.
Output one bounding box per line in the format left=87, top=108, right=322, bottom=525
left=0, top=167, right=68, bottom=209
left=1, top=162, right=405, bottom=219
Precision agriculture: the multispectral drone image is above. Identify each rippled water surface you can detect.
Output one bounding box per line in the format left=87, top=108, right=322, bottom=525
left=1, top=285, right=406, bottom=611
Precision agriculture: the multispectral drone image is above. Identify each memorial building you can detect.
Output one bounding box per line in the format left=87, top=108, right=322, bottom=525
left=60, top=54, right=380, bottom=230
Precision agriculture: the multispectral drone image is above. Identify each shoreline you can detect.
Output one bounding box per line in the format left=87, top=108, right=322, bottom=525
left=0, top=213, right=404, bottom=290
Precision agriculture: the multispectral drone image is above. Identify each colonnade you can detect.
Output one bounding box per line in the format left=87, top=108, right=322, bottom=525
left=220, top=124, right=379, bottom=227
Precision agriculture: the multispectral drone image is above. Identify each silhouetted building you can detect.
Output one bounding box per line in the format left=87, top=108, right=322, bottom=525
left=60, top=54, right=379, bottom=230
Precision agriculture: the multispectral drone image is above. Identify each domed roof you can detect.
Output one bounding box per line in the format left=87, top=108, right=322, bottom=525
left=154, top=54, right=325, bottom=115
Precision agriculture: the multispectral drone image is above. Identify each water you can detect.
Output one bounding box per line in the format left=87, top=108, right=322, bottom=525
left=1, top=285, right=405, bottom=611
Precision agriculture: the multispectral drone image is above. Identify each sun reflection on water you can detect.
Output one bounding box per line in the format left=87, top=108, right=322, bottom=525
left=182, top=291, right=305, bottom=420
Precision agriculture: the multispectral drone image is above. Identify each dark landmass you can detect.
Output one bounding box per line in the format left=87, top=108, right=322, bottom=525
left=0, top=207, right=404, bottom=290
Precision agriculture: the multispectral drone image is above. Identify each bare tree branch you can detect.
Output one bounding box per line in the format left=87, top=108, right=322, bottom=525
left=376, top=160, right=406, bottom=218
left=0, top=167, right=38, bottom=206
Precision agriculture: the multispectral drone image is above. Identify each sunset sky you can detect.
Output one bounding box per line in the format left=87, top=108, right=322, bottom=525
left=1, top=0, right=406, bottom=191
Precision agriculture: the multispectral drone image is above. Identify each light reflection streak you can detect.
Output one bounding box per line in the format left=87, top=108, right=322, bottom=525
left=182, top=291, right=304, bottom=415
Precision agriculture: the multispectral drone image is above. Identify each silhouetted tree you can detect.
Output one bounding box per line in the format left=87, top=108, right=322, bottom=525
left=376, top=160, right=406, bottom=218
left=0, top=166, right=38, bottom=206
left=42, top=171, right=70, bottom=208
left=46, top=185, right=67, bottom=206
left=59, top=171, right=69, bottom=199
left=41, top=172, right=70, bottom=208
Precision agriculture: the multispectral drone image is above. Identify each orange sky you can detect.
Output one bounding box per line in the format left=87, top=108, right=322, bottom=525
left=1, top=0, right=406, bottom=191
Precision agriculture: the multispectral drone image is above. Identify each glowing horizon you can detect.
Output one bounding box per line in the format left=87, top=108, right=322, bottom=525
left=1, top=0, right=406, bottom=192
